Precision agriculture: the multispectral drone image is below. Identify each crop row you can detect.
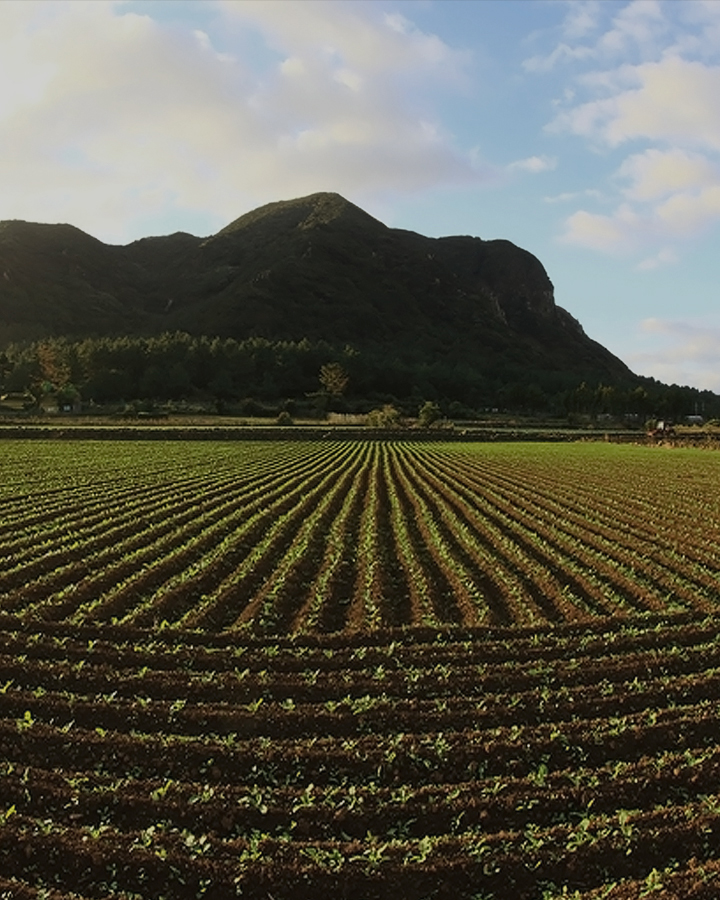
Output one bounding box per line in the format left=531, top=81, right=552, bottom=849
left=1, top=612, right=720, bottom=897
left=2, top=440, right=720, bottom=897
left=3, top=440, right=720, bottom=631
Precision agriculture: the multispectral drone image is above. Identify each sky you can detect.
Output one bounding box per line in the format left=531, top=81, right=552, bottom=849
left=2, top=0, right=720, bottom=391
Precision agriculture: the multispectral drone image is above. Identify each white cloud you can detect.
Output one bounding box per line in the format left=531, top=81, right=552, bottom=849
left=218, top=0, right=463, bottom=76
left=562, top=147, right=720, bottom=254
left=523, top=42, right=594, bottom=74
left=561, top=1, right=603, bottom=41
left=561, top=173, right=720, bottom=255
left=507, top=155, right=557, bottom=173
left=595, top=0, right=668, bottom=58
left=544, top=188, right=603, bottom=203
left=618, top=148, right=718, bottom=201
left=0, top=0, right=482, bottom=243
left=561, top=203, right=645, bottom=254
left=627, top=317, right=720, bottom=391
left=524, top=0, right=669, bottom=73
left=544, top=8, right=720, bottom=263
left=665, top=0, right=720, bottom=58
left=556, top=56, right=720, bottom=150
left=636, top=247, right=677, bottom=270
left=654, top=184, right=720, bottom=234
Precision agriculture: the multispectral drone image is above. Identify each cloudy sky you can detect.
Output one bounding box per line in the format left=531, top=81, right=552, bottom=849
left=2, top=0, right=720, bottom=391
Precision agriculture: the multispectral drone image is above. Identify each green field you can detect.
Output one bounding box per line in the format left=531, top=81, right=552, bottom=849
left=3, top=439, right=720, bottom=630
left=1, top=439, right=720, bottom=898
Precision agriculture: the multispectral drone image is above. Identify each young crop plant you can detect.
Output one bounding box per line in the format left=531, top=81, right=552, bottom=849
left=3, top=439, right=720, bottom=898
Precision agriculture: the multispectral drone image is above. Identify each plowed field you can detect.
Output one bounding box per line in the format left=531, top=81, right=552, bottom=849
left=1, top=439, right=720, bottom=899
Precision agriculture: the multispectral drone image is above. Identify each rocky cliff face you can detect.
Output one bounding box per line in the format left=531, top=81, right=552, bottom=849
left=0, top=192, right=632, bottom=383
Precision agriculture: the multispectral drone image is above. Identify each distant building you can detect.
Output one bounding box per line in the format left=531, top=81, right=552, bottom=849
left=39, top=387, right=82, bottom=414
left=0, top=391, right=34, bottom=411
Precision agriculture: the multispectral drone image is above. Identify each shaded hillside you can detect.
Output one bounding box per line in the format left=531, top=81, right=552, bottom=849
left=0, top=193, right=636, bottom=406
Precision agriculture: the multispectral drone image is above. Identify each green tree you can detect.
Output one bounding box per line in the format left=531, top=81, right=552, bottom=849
left=366, top=404, right=403, bottom=428
left=319, top=362, right=349, bottom=398
left=418, top=400, right=442, bottom=428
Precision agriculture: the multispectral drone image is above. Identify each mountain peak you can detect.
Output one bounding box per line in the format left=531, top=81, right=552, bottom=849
left=0, top=219, right=104, bottom=249
left=215, top=192, right=383, bottom=239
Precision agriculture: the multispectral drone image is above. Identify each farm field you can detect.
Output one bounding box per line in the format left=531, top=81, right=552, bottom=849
left=1, top=439, right=720, bottom=898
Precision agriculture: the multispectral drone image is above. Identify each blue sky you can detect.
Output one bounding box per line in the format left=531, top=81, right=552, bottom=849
left=2, top=1, right=720, bottom=391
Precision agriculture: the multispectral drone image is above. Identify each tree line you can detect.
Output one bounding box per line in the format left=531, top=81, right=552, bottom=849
left=1, top=332, right=718, bottom=420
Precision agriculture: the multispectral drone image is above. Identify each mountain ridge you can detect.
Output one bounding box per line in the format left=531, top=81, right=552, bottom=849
left=0, top=192, right=636, bottom=406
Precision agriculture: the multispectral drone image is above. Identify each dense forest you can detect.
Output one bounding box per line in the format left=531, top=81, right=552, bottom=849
left=1, top=332, right=717, bottom=420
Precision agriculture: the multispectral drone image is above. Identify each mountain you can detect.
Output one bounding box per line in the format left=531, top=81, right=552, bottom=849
left=0, top=192, right=634, bottom=398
